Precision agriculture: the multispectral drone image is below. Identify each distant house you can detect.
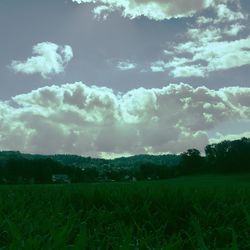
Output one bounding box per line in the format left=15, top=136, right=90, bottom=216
left=124, top=175, right=130, bottom=181
left=52, top=174, right=71, bottom=184
left=124, top=175, right=137, bottom=182
left=132, top=177, right=137, bottom=182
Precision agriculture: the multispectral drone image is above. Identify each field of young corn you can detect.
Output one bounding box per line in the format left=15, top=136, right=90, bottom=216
left=1, top=175, right=250, bottom=249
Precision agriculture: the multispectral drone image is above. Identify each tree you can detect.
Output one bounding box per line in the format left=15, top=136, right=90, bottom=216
left=179, top=149, right=204, bottom=175
left=138, top=162, right=172, bottom=180
left=205, top=138, right=250, bottom=173
left=82, top=168, right=99, bottom=181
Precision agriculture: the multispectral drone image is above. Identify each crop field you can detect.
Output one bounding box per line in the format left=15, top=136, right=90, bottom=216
left=1, top=175, right=250, bottom=249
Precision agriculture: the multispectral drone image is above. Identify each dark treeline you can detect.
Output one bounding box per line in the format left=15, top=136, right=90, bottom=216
left=0, top=158, right=83, bottom=184
left=177, top=137, right=250, bottom=176
left=0, top=137, right=250, bottom=184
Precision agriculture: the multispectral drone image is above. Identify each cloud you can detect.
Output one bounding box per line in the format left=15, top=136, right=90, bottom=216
left=151, top=57, right=207, bottom=77
left=210, top=131, right=250, bottom=145
left=1, top=82, right=250, bottom=157
left=150, top=61, right=165, bottom=72
left=150, top=1, right=249, bottom=77
left=72, top=0, right=215, bottom=20
left=193, top=37, right=250, bottom=72
left=93, top=5, right=113, bottom=20
left=162, top=35, right=250, bottom=77
left=117, top=61, right=136, bottom=71
left=216, top=3, right=245, bottom=23
left=224, top=23, right=245, bottom=36
left=11, top=42, right=73, bottom=79
left=170, top=65, right=206, bottom=78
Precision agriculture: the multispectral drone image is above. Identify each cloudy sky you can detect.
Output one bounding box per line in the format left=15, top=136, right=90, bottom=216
left=0, top=0, right=250, bottom=158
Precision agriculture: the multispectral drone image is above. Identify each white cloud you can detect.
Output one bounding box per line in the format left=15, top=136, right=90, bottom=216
left=150, top=3, right=249, bottom=77
left=93, top=5, right=112, bottom=19
left=187, top=28, right=222, bottom=43
left=167, top=34, right=250, bottom=77
left=117, top=61, right=136, bottom=71
left=72, top=0, right=215, bottom=20
left=216, top=4, right=245, bottom=23
left=170, top=65, right=206, bottom=78
left=151, top=59, right=206, bottom=77
left=148, top=0, right=249, bottom=77
left=11, top=42, right=73, bottom=79
left=224, top=23, right=245, bottom=36
left=210, top=131, right=250, bottom=145
left=196, top=16, right=214, bottom=24
left=1, top=82, right=250, bottom=157
left=150, top=61, right=165, bottom=72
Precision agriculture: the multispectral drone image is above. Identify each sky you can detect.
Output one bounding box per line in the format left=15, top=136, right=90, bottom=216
left=0, top=0, right=250, bottom=158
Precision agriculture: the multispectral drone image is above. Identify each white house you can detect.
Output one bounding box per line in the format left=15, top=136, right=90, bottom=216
left=52, top=174, right=71, bottom=183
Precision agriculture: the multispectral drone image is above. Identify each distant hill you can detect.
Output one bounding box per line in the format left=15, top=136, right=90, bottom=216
left=111, top=154, right=181, bottom=168
left=0, top=151, right=181, bottom=169
left=1, top=137, right=250, bottom=184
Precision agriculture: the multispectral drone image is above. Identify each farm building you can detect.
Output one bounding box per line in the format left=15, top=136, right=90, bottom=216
left=52, top=174, right=71, bottom=184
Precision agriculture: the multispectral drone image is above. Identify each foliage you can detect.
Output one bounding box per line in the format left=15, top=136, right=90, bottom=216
left=1, top=137, right=250, bottom=184
left=205, top=137, right=250, bottom=173
left=0, top=175, right=250, bottom=249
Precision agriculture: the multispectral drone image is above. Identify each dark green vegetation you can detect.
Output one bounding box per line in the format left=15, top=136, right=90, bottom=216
left=0, top=137, right=250, bottom=248
left=0, top=137, right=250, bottom=184
left=1, top=175, right=250, bottom=249
left=0, top=151, right=180, bottom=184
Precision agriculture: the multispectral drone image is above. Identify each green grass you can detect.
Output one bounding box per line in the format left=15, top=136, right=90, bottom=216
left=1, top=175, right=250, bottom=249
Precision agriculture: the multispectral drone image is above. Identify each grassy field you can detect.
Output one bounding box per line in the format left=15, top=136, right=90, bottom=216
left=1, top=175, right=250, bottom=249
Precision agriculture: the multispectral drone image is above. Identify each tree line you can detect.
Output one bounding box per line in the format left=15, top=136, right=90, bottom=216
left=0, top=137, right=250, bottom=184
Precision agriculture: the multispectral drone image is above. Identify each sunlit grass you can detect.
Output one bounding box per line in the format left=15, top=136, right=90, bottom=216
left=0, top=175, right=250, bottom=249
